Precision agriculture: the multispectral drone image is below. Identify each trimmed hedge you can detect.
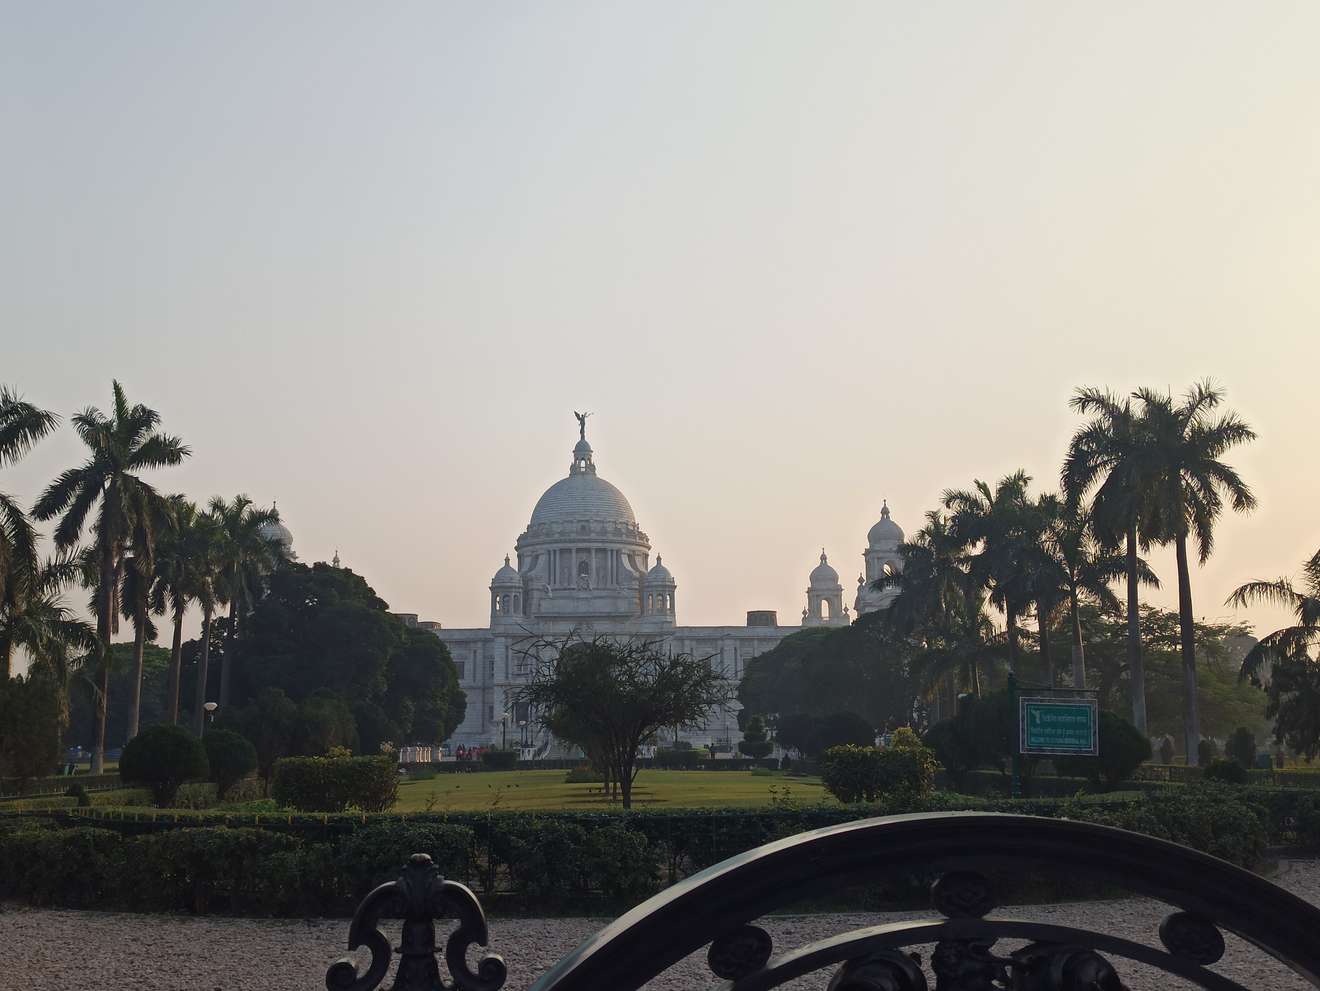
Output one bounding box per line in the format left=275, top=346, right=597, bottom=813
left=0, top=782, right=1297, bottom=916
left=271, top=756, right=398, bottom=812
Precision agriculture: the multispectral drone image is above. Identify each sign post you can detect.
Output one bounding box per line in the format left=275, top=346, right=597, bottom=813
left=1019, top=695, right=1099, bottom=758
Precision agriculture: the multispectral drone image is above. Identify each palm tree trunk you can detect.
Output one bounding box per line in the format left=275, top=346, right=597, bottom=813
left=1069, top=592, right=1086, bottom=689
left=219, top=597, right=237, bottom=708
left=92, top=541, right=116, bottom=776
left=1175, top=531, right=1201, bottom=765
left=1036, top=602, right=1054, bottom=687
left=1126, top=523, right=1147, bottom=735
left=125, top=601, right=146, bottom=742
left=193, top=608, right=213, bottom=736
left=167, top=605, right=184, bottom=724
left=0, top=633, right=12, bottom=681
left=1006, top=609, right=1020, bottom=675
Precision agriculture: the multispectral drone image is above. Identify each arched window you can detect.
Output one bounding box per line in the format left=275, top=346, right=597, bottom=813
left=501, top=594, right=510, bottom=613
left=647, top=593, right=654, bottom=612
left=493, top=595, right=501, bottom=614
left=820, top=598, right=831, bottom=620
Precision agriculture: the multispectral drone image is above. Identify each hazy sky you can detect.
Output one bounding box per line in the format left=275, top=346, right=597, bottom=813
left=3, top=2, right=1317, bottom=642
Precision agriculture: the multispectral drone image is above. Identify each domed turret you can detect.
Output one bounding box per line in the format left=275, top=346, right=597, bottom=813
left=809, top=549, right=839, bottom=588
left=258, top=504, right=295, bottom=561
left=492, top=555, right=521, bottom=586
left=803, top=549, right=846, bottom=628
left=647, top=555, right=673, bottom=584
left=857, top=502, right=904, bottom=617
left=643, top=555, right=676, bottom=622
left=867, top=501, right=903, bottom=549
left=490, top=554, right=523, bottom=623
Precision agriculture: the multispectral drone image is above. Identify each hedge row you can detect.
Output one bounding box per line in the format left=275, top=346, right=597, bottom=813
left=402, top=757, right=784, bottom=775
left=0, top=771, right=122, bottom=799
left=3, top=784, right=1310, bottom=915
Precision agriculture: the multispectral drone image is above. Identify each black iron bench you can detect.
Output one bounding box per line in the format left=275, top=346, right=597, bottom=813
left=325, top=811, right=1320, bottom=990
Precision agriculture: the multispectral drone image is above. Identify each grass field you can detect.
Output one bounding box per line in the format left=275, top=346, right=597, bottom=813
left=393, top=768, right=832, bottom=812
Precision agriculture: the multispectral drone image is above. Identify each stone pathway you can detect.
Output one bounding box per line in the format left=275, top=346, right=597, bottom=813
left=3, top=860, right=1316, bottom=989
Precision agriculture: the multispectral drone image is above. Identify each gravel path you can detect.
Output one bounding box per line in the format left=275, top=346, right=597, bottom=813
left=3, top=860, right=1317, bottom=990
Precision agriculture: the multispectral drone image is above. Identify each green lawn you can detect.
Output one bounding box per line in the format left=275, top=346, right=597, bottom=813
left=393, top=768, right=833, bottom=812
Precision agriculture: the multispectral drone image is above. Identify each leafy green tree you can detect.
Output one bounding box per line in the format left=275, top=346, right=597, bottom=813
left=1226, top=727, right=1256, bottom=769
left=943, top=471, right=1037, bottom=673
left=0, top=670, right=65, bottom=785
left=1064, top=388, right=1160, bottom=734
left=515, top=634, right=733, bottom=809
left=219, top=687, right=299, bottom=789
left=207, top=495, right=280, bottom=707
left=1138, top=382, right=1256, bottom=765
left=1227, top=547, right=1320, bottom=687
left=66, top=642, right=172, bottom=750
left=1054, top=710, right=1152, bottom=789
left=236, top=562, right=397, bottom=705
left=297, top=690, right=359, bottom=755
left=33, top=382, right=189, bottom=772
left=119, top=723, right=209, bottom=806
left=1263, top=654, right=1320, bottom=758
left=738, top=715, right=772, bottom=759
left=875, top=511, right=971, bottom=645
left=384, top=628, right=466, bottom=744
left=738, top=622, right=915, bottom=732
left=202, top=728, right=258, bottom=799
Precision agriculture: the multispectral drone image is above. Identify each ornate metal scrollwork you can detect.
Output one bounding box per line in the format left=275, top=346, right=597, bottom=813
left=931, top=871, right=996, bottom=919
left=326, top=852, right=507, bottom=991
left=1159, top=911, right=1226, bottom=965
left=708, top=924, right=774, bottom=979
left=1010, top=943, right=1124, bottom=991
left=828, top=950, right=928, bottom=991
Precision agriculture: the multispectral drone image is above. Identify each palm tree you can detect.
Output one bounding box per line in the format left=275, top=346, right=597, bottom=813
left=1139, top=382, right=1256, bottom=763
left=33, top=382, right=189, bottom=773
left=188, top=508, right=225, bottom=736
left=1044, top=498, right=1158, bottom=688
left=153, top=495, right=197, bottom=725
left=943, top=471, right=1036, bottom=674
left=120, top=500, right=169, bottom=741
left=1228, top=550, right=1320, bottom=686
left=876, top=511, right=971, bottom=640
left=1063, top=388, right=1160, bottom=734
left=909, top=593, right=1005, bottom=704
left=0, top=554, right=94, bottom=689
left=208, top=494, right=280, bottom=708
left=0, top=387, right=58, bottom=627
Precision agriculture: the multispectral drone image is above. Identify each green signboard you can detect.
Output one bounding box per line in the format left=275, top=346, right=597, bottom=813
left=1019, top=696, right=1098, bottom=756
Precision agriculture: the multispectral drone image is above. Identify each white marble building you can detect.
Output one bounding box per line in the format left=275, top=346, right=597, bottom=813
left=401, top=419, right=903, bottom=752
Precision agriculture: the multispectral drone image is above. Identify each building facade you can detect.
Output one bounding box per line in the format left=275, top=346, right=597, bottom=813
left=402, top=419, right=903, bottom=752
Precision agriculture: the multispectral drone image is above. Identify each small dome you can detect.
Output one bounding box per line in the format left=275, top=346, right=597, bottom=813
left=258, top=517, right=293, bottom=555
left=491, top=555, right=521, bottom=585
left=647, top=555, right=674, bottom=584
left=573, top=437, right=593, bottom=460
left=867, top=502, right=904, bottom=548
left=809, top=549, right=840, bottom=588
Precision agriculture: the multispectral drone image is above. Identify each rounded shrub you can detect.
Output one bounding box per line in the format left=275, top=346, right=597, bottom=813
left=479, top=749, right=518, bottom=771
left=1054, top=711, right=1151, bottom=790
left=120, top=724, right=210, bottom=807
left=1204, top=757, right=1248, bottom=785
left=203, top=729, right=258, bottom=800
left=1226, top=727, right=1256, bottom=769
left=271, top=755, right=398, bottom=812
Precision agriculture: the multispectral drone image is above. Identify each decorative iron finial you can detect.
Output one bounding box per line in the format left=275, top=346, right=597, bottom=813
left=326, top=853, right=505, bottom=991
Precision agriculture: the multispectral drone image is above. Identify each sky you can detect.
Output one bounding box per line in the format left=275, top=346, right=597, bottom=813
left=2, top=2, right=1318, bottom=643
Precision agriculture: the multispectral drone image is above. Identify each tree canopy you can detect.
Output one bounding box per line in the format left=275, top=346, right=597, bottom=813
left=515, top=634, right=733, bottom=809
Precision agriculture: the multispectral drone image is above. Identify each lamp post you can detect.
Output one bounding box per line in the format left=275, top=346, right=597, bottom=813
left=203, top=701, right=218, bottom=731
left=501, top=712, right=509, bottom=750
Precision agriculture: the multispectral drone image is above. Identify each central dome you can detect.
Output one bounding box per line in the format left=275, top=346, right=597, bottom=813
left=529, top=473, right=636, bottom=526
